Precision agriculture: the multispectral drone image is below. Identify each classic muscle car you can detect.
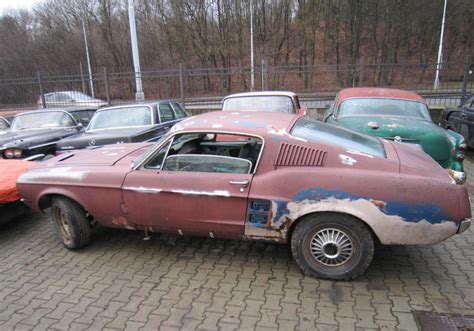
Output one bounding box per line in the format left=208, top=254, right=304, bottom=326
left=223, top=91, right=306, bottom=115
left=17, top=111, right=471, bottom=280
left=56, top=101, right=188, bottom=152
left=0, top=159, right=34, bottom=224
left=324, top=88, right=466, bottom=183
left=440, top=93, right=474, bottom=147
left=0, top=116, right=10, bottom=134
left=0, top=109, right=87, bottom=160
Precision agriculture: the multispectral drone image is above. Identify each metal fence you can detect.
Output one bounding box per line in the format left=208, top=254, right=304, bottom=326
left=0, top=56, right=472, bottom=117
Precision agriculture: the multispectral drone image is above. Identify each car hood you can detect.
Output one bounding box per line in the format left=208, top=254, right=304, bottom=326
left=57, top=127, right=153, bottom=150
left=0, top=128, right=79, bottom=150
left=40, top=142, right=154, bottom=167
left=337, top=116, right=453, bottom=162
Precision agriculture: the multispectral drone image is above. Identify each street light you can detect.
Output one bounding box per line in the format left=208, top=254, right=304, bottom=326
left=250, top=0, right=255, bottom=92
left=81, top=18, right=94, bottom=98
left=128, top=0, right=144, bottom=101
left=434, top=0, right=447, bottom=90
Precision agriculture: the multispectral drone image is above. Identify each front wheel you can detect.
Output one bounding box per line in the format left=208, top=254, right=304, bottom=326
left=51, top=197, right=91, bottom=250
left=291, top=213, right=374, bottom=280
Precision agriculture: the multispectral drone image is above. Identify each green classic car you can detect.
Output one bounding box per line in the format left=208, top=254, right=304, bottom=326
left=324, top=88, right=466, bottom=184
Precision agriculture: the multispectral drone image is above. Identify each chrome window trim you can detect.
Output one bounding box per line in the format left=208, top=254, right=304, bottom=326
left=135, top=130, right=265, bottom=175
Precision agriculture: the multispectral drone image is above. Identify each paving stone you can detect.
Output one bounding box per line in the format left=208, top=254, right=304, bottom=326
left=1, top=160, right=474, bottom=330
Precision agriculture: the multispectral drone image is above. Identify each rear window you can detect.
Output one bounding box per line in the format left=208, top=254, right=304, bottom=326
left=291, top=118, right=385, bottom=158
left=223, top=96, right=295, bottom=113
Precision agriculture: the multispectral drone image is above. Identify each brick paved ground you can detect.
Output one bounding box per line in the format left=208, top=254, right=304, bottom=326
left=1, top=159, right=474, bottom=330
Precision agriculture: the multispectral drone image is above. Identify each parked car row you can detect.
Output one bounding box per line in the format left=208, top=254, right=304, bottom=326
left=0, top=101, right=188, bottom=160
left=2, top=88, right=472, bottom=281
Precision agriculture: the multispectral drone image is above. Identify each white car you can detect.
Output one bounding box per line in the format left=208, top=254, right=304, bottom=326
left=38, top=91, right=107, bottom=108
left=222, top=91, right=306, bottom=115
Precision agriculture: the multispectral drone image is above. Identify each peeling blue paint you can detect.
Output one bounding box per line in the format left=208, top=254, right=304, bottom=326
left=292, top=187, right=449, bottom=224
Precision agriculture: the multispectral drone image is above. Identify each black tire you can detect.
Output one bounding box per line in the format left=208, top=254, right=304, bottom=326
left=51, top=197, right=91, bottom=250
left=290, top=213, right=374, bottom=280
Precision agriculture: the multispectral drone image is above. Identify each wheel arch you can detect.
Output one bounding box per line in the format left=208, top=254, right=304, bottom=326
left=287, top=210, right=380, bottom=245
left=37, top=188, right=88, bottom=213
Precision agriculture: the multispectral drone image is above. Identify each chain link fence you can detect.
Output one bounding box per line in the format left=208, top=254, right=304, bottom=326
left=0, top=57, right=472, bottom=118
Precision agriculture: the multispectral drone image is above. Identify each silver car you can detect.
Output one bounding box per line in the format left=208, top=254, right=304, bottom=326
left=38, top=91, right=107, bottom=108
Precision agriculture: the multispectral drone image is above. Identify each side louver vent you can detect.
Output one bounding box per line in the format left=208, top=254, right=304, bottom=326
left=275, top=143, right=327, bottom=167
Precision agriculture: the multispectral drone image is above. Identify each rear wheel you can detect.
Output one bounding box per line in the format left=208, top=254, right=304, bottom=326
left=291, top=213, right=374, bottom=280
left=51, top=197, right=91, bottom=249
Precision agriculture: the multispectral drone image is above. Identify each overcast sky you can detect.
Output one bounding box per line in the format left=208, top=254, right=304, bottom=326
left=0, top=0, right=41, bottom=13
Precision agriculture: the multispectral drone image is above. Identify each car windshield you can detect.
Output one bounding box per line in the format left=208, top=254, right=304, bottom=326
left=88, top=106, right=152, bottom=130
left=223, top=96, right=294, bottom=113
left=338, top=98, right=431, bottom=120
left=11, top=111, right=76, bottom=131
left=291, top=118, right=385, bottom=158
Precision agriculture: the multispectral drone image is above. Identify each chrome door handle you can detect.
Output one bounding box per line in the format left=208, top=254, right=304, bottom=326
left=229, top=180, right=249, bottom=187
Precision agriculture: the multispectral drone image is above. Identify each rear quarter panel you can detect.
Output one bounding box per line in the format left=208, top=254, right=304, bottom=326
left=246, top=137, right=469, bottom=245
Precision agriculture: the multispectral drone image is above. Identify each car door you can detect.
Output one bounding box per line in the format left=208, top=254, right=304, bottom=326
left=121, top=132, right=259, bottom=239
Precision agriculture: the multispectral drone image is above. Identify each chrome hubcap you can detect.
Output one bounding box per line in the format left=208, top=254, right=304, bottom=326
left=310, top=228, right=353, bottom=266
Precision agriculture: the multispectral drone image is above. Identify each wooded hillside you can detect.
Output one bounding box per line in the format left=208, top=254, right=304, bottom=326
left=0, top=0, right=472, bottom=78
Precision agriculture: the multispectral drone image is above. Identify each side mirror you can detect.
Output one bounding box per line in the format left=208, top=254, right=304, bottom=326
left=77, top=123, right=83, bottom=129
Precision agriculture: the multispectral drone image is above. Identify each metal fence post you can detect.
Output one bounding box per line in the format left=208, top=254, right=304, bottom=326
left=103, top=67, right=111, bottom=106
left=359, top=57, right=365, bottom=86
left=37, top=71, right=46, bottom=108
left=179, top=63, right=185, bottom=106
left=461, top=55, right=472, bottom=104
left=261, top=58, right=269, bottom=91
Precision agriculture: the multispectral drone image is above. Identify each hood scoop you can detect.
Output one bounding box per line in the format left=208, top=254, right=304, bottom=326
left=275, top=143, right=327, bottom=167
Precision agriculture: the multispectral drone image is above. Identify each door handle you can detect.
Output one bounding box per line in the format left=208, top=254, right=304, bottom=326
left=229, top=180, right=249, bottom=187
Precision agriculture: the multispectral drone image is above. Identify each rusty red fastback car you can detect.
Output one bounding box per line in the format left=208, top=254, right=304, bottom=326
left=17, top=111, right=471, bottom=280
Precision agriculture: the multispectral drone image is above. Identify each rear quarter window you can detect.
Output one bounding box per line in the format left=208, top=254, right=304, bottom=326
left=291, top=118, right=385, bottom=158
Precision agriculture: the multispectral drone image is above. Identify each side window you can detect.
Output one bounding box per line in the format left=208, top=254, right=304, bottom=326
left=172, top=103, right=188, bottom=119
left=159, top=103, right=176, bottom=123
left=0, top=118, right=9, bottom=130
left=145, top=132, right=263, bottom=174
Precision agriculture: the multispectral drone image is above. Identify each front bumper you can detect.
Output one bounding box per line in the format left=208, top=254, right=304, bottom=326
left=447, top=169, right=466, bottom=185
left=457, top=218, right=471, bottom=234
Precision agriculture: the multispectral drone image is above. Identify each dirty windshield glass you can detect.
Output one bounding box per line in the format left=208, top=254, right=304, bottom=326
left=88, top=106, right=152, bottom=130
left=223, top=96, right=294, bottom=113
left=11, top=111, right=75, bottom=131
left=291, top=118, right=385, bottom=157
left=338, top=98, right=431, bottom=120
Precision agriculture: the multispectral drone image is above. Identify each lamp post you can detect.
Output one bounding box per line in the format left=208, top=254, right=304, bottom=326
left=81, top=18, right=94, bottom=97
left=434, top=0, right=447, bottom=90
left=250, top=0, right=255, bottom=91
left=128, top=0, right=144, bottom=101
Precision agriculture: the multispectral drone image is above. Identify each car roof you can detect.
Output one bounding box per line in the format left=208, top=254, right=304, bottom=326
left=337, top=88, right=424, bottom=102
left=96, top=101, right=175, bottom=112
left=223, top=91, right=297, bottom=100
left=172, top=111, right=300, bottom=137
left=42, top=106, right=99, bottom=112
left=13, top=109, right=79, bottom=117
